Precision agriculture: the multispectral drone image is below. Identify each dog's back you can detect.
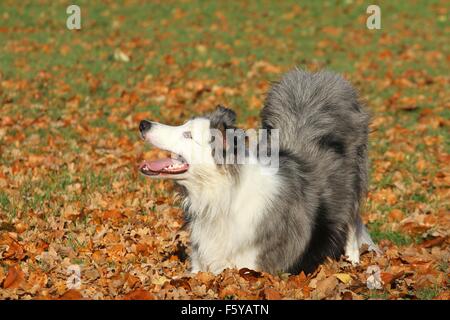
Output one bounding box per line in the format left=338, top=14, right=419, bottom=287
left=262, top=69, right=369, bottom=213
left=256, top=69, right=371, bottom=273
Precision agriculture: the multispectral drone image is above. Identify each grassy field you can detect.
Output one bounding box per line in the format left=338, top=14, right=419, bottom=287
left=0, top=0, right=448, bottom=299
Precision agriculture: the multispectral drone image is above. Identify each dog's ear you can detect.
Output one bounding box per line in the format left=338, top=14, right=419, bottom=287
left=207, top=105, right=236, bottom=129
left=207, top=105, right=237, bottom=161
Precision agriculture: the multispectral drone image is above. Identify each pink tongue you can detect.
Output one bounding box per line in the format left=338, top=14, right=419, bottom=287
left=148, top=158, right=174, bottom=171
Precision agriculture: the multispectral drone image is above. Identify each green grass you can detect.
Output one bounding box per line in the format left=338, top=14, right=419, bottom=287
left=66, top=233, right=86, bottom=252
left=0, top=191, right=10, bottom=210
left=416, top=287, right=440, bottom=300
left=369, top=221, right=414, bottom=246
left=367, top=291, right=389, bottom=300
left=1, top=1, right=448, bottom=85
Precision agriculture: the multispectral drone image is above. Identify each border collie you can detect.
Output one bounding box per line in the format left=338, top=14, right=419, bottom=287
left=139, top=68, right=378, bottom=275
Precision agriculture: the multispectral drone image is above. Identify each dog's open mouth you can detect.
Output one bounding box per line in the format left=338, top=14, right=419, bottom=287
left=139, top=155, right=189, bottom=176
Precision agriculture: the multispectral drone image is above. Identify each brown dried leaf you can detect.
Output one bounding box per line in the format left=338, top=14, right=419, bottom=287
left=313, top=276, right=338, bottom=299
left=3, top=265, right=24, bottom=289
left=58, top=289, right=83, bottom=300
left=102, top=209, right=124, bottom=220
left=420, top=236, right=446, bottom=248
left=238, top=268, right=262, bottom=281
left=123, top=289, right=155, bottom=300
left=260, top=287, right=283, bottom=300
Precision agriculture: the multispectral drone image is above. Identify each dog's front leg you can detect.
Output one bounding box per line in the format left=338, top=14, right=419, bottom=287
left=345, top=224, right=360, bottom=264
left=189, top=251, right=202, bottom=273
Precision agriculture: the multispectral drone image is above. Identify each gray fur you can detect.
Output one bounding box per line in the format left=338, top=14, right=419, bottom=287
left=255, top=68, right=371, bottom=274
left=207, top=105, right=237, bottom=129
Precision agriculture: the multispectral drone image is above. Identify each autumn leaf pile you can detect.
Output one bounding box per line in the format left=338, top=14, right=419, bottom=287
left=0, top=1, right=448, bottom=300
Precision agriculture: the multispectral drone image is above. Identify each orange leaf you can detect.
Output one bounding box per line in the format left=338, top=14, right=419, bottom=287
left=388, top=209, right=404, bottom=222
left=164, top=55, right=175, bottom=65
left=123, top=289, right=155, bottom=300
left=420, top=236, right=446, bottom=248
left=59, top=289, right=83, bottom=300
left=342, top=291, right=353, bottom=300
left=3, top=265, right=24, bottom=289
left=196, top=271, right=215, bottom=284
left=3, top=238, right=25, bottom=260
left=102, top=209, right=124, bottom=220
left=260, top=288, right=282, bottom=300
left=125, top=274, right=141, bottom=288
left=287, top=272, right=308, bottom=289
left=170, top=278, right=191, bottom=291
left=133, top=112, right=152, bottom=122
left=381, top=271, right=405, bottom=287
left=135, top=242, right=149, bottom=255
left=14, top=222, right=28, bottom=234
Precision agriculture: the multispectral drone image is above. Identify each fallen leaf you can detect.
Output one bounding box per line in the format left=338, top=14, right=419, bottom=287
left=125, top=274, right=141, bottom=288
left=260, top=287, right=282, bottom=300
left=288, top=272, right=308, bottom=288
left=59, top=289, right=83, bottom=300
left=14, top=222, right=28, bottom=234
left=366, top=265, right=383, bottom=290
left=388, top=209, right=404, bottom=222
left=239, top=268, right=262, bottom=281
left=380, top=271, right=404, bottom=287
left=342, top=291, right=353, bottom=300
left=335, top=273, right=352, bottom=284
left=314, top=276, right=338, bottom=299
left=2, top=237, right=25, bottom=260
left=3, top=265, right=24, bottom=289
left=152, top=275, right=170, bottom=286
left=123, top=289, right=155, bottom=300
left=114, top=49, right=130, bottom=62
left=170, top=277, right=191, bottom=291
left=420, top=236, right=446, bottom=248
left=102, top=209, right=124, bottom=220
left=196, top=272, right=215, bottom=284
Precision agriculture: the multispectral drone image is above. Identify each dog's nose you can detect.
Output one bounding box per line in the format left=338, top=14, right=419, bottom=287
left=139, top=120, right=152, bottom=134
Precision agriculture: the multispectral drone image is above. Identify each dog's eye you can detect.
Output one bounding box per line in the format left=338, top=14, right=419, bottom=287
left=183, top=131, right=192, bottom=139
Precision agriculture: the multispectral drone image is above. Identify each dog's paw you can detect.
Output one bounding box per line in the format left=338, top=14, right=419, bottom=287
left=345, top=252, right=360, bottom=265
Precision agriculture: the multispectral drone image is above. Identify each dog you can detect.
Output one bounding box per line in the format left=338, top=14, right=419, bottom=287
left=139, top=68, right=378, bottom=275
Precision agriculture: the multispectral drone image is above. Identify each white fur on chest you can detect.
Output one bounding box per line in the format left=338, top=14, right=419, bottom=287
left=182, top=164, right=280, bottom=274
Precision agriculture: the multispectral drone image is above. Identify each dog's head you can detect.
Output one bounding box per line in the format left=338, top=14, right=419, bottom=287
left=139, top=105, right=236, bottom=180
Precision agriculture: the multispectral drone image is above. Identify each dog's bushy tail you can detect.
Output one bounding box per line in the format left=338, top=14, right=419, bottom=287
left=261, top=68, right=370, bottom=217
